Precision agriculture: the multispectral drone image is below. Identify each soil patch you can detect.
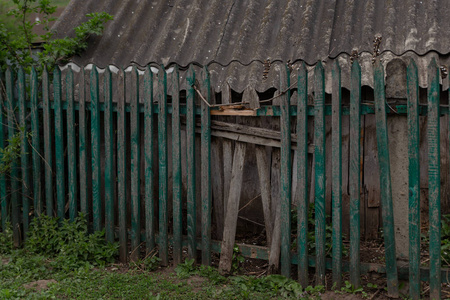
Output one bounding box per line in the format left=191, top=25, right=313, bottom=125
left=23, top=279, right=57, bottom=291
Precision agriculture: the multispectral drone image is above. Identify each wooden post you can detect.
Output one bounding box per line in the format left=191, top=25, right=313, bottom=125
left=66, top=67, right=78, bottom=222
left=406, top=59, right=420, bottom=299
left=54, top=67, right=65, bottom=222
left=90, top=66, right=101, bottom=231
left=349, top=60, right=361, bottom=287
left=0, top=70, right=7, bottom=229
left=130, top=66, right=141, bottom=262
left=30, top=67, right=42, bottom=216
left=374, top=59, right=399, bottom=298
left=219, top=141, right=246, bottom=274
left=296, top=62, right=309, bottom=286
left=78, top=69, right=88, bottom=215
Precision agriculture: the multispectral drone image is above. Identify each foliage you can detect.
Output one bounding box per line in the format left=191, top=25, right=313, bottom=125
left=129, top=253, right=161, bottom=272
left=441, top=214, right=450, bottom=266
left=0, top=129, right=31, bottom=174
left=336, top=280, right=368, bottom=298
left=231, top=244, right=245, bottom=273
left=0, top=0, right=113, bottom=73
left=0, top=222, right=13, bottom=254
left=26, top=213, right=118, bottom=270
left=291, top=203, right=348, bottom=257
left=175, top=258, right=196, bottom=279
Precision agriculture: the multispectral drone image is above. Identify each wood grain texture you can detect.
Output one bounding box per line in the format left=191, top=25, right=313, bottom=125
left=66, top=67, right=77, bottom=222
left=218, top=141, right=246, bottom=274
left=30, top=68, right=42, bottom=216
left=331, top=61, right=342, bottom=288
left=54, top=68, right=66, bottom=222
left=104, top=67, right=115, bottom=243
left=144, top=67, right=155, bottom=253
left=296, top=63, right=309, bottom=286
left=427, top=58, right=441, bottom=300
left=255, top=145, right=273, bottom=245
left=374, top=60, right=399, bottom=298
left=90, top=67, right=101, bottom=232
left=117, top=69, right=128, bottom=263
left=280, top=64, right=292, bottom=277
left=201, top=67, right=212, bottom=266
left=172, top=66, right=182, bottom=265
left=349, top=61, right=361, bottom=287
left=406, top=59, right=420, bottom=300
left=158, top=66, right=169, bottom=266
left=130, top=67, right=141, bottom=262
left=18, top=68, right=30, bottom=235
left=78, top=69, right=88, bottom=215
left=314, top=62, right=326, bottom=285
left=269, top=149, right=281, bottom=272
left=186, top=66, right=197, bottom=261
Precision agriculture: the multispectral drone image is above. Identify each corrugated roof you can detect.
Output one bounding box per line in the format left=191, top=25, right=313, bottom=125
left=53, top=0, right=450, bottom=93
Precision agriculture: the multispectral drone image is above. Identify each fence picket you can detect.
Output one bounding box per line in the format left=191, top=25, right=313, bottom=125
left=6, top=68, right=20, bottom=246
left=186, top=65, right=197, bottom=261
left=331, top=61, right=342, bottom=287
left=201, top=66, right=212, bottom=266
left=144, top=67, right=155, bottom=254
left=104, top=67, right=114, bottom=242
left=130, top=66, right=141, bottom=262
left=90, top=66, right=101, bottom=231
left=18, top=67, right=30, bottom=234
left=79, top=69, right=88, bottom=215
left=349, top=60, right=361, bottom=287
left=0, top=70, right=7, bottom=229
left=30, top=67, right=42, bottom=216
left=280, top=64, right=291, bottom=277
left=42, top=67, right=53, bottom=216
left=66, top=67, right=77, bottom=221
left=172, top=65, right=182, bottom=265
left=54, top=68, right=65, bottom=222
left=158, top=66, right=169, bottom=266
left=314, top=61, right=326, bottom=285
left=407, top=59, right=420, bottom=299
left=297, top=62, right=309, bottom=286
left=374, top=60, right=399, bottom=298
left=427, top=58, right=441, bottom=300
left=117, top=69, right=128, bottom=262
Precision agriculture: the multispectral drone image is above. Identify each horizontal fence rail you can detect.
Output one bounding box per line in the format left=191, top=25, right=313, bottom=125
left=0, top=58, right=448, bottom=299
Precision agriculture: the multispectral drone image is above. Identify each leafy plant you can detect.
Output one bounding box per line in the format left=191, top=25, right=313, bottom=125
left=337, top=280, right=368, bottom=298
left=129, top=252, right=161, bottom=272
left=0, top=221, right=13, bottom=254
left=231, top=244, right=244, bottom=273
left=26, top=213, right=118, bottom=270
left=0, top=0, right=113, bottom=73
left=175, top=258, right=196, bottom=279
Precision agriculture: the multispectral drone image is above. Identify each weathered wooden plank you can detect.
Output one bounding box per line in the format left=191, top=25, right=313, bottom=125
left=314, top=61, right=326, bottom=285
left=158, top=66, right=169, bottom=266
left=104, top=67, right=114, bottom=242
left=30, top=67, right=42, bottom=216
left=117, top=69, right=127, bottom=262
left=201, top=67, right=212, bottom=266
left=296, top=63, right=309, bottom=286
left=18, top=67, right=30, bottom=235
left=90, top=66, right=101, bottom=231
left=374, top=59, right=399, bottom=298
left=6, top=68, right=20, bottom=245
left=66, top=67, right=77, bottom=222
left=218, top=141, right=246, bottom=274
left=78, top=69, right=88, bottom=215
left=54, top=67, right=65, bottom=222
left=255, top=145, right=273, bottom=245
left=406, top=59, right=420, bottom=300
left=42, top=67, right=53, bottom=216
left=427, top=58, right=441, bottom=300
left=211, top=138, right=224, bottom=240
left=0, top=70, right=7, bottom=229
left=349, top=61, right=361, bottom=287
left=130, top=66, right=141, bottom=262
left=144, top=67, right=155, bottom=253
left=331, top=61, right=342, bottom=288
left=280, top=65, right=291, bottom=277
left=186, top=65, right=197, bottom=261
left=172, top=66, right=182, bottom=265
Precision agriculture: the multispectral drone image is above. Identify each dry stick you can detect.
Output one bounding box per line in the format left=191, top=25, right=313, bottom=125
left=238, top=194, right=261, bottom=212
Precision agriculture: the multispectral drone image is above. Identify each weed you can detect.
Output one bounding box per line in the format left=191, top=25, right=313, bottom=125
left=231, top=244, right=245, bottom=273
left=175, top=258, right=196, bottom=278
left=26, top=213, right=118, bottom=270
left=338, top=280, right=369, bottom=298
left=130, top=253, right=161, bottom=272
left=0, top=221, right=13, bottom=254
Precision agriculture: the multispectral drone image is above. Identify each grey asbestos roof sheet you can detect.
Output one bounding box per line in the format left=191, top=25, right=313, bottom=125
left=53, top=0, right=450, bottom=92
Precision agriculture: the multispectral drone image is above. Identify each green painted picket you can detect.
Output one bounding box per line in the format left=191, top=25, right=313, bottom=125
left=0, top=60, right=447, bottom=297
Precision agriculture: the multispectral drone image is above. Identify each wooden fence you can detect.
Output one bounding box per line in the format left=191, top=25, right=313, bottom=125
left=0, top=58, right=448, bottom=299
